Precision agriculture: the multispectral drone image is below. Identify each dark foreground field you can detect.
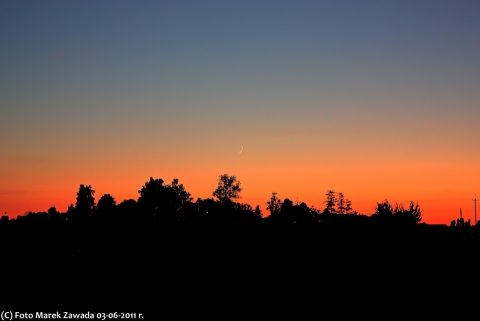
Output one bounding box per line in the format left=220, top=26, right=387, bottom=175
left=1, top=223, right=477, bottom=320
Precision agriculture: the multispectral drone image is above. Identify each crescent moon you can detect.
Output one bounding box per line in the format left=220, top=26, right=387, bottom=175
left=238, top=145, right=243, bottom=154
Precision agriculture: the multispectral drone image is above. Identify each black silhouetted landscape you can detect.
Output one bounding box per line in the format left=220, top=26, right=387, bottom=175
left=1, top=175, right=476, bottom=319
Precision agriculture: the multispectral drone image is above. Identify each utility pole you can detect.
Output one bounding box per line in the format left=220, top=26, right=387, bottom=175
left=474, top=194, right=478, bottom=226
left=459, top=208, right=463, bottom=227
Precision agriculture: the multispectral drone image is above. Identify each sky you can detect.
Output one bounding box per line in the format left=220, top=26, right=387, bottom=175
left=1, top=0, right=479, bottom=223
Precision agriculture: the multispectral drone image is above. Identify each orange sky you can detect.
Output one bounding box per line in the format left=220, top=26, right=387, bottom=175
left=1, top=146, right=478, bottom=224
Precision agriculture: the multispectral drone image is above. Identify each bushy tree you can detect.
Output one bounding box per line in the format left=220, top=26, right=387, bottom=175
left=171, top=178, right=193, bottom=206
left=393, top=201, right=422, bottom=225
left=95, top=194, right=117, bottom=221
left=372, top=199, right=422, bottom=225
left=213, top=174, right=242, bottom=203
left=117, top=199, right=138, bottom=222
left=138, top=177, right=193, bottom=223
left=281, top=198, right=294, bottom=215
left=48, top=206, right=60, bottom=220
left=138, top=177, right=171, bottom=221
left=374, top=199, right=393, bottom=216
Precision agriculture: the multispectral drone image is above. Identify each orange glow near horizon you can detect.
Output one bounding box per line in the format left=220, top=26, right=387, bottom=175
left=1, top=159, right=478, bottom=225
left=1, top=132, right=479, bottom=225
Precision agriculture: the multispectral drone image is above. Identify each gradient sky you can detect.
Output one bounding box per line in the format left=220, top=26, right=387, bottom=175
left=1, top=0, right=479, bottom=223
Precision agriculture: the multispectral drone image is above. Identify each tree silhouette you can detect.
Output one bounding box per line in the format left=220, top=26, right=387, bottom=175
left=138, top=177, right=171, bottom=222
left=236, top=203, right=253, bottom=212
left=233, top=202, right=261, bottom=223
left=281, top=198, right=294, bottom=214
left=277, top=198, right=295, bottom=223
left=324, top=190, right=337, bottom=214
left=196, top=197, right=216, bottom=223
left=48, top=206, right=61, bottom=221
left=96, top=194, right=117, bottom=221
left=138, top=177, right=193, bottom=224
left=254, top=205, right=262, bottom=218
left=337, top=192, right=346, bottom=214
left=372, top=199, right=422, bottom=225
left=374, top=199, right=393, bottom=216
left=117, top=199, right=138, bottom=222
left=266, top=192, right=282, bottom=216
left=294, top=202, right=316, bottom=225
left=345, top=199, right=353, bottom=214
left=66, top=204, right=75, bottom=221
left=25, top=211, right=49, bottom=223
left=212, top=174, right=242, bottom=203
left=267, top=196, right=316, bottom=226
left=74, top=185, right=95, bottom=221
left=171, top=178, right=193, bottom=206
left=370, top=199, right=394, bottom=225
left=393, top=201, right=423, bottom=225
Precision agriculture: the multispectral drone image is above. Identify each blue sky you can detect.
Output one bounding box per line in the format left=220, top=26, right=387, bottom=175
left=1, top=1, right=479, bottom=222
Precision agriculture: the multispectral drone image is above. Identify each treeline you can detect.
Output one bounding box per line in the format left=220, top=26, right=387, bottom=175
left=1, top=175, right=475, bottom=319
left=0, top=173, right=440, bottom=229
